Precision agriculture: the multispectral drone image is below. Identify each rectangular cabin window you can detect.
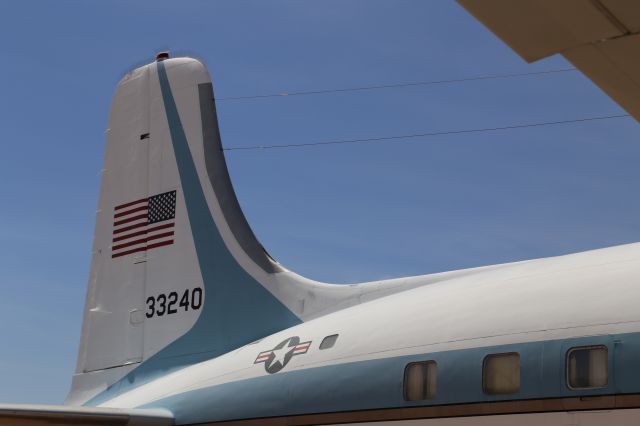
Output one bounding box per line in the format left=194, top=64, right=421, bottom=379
left=483, top=352, right=520, bottom=395
left=319, top=334, right=339, bottom=350
left=567, top=346, right=608, bottom=389
left=404, top=361, right=437, bottom=401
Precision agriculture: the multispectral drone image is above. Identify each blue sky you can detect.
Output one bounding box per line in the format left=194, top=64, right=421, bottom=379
left=1, top=0, right=639, bottom=404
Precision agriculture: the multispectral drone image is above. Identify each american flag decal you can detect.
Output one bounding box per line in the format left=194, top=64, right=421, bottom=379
left=111, top=190, right=177, bottom=259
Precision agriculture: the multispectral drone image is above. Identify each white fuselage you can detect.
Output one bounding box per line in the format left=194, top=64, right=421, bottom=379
left=92, top=242, right=640, bottom=425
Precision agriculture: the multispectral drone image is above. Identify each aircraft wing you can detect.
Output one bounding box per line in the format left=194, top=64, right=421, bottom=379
left=0, top=404, right=172, bottom=426
left=457, top=0, right=640, bottom=122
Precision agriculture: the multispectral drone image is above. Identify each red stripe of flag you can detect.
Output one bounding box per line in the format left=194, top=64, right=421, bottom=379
left=114, top=213, right=148, bottom=227
left=111, top=239, right=174, bottom=259
left=145, top=239, right=174, bottom=251
left=146, top=231, right=174, bottom=243
left=113, top=221, right=148, bottom=235
left=114, top=205, right=148, bottom=219
left=113, top=228, right=148, bottom=243
left=112, top=231, right=174, bottom=251
left=115, top=197, right=148, bottom=211
left=113, top=222, right=175, bottom=243
left=112, top=245, right=147, bottom=259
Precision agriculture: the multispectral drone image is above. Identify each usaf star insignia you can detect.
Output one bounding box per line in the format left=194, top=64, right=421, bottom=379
left=254, top=336, right=312, bottom=374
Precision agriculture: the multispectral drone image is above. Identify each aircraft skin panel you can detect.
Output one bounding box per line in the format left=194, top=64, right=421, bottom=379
left=80, top=63, right=152, bottom=373
left=457, top=0, right=640, bottom=122
left=102, top=329, right=640, bottom=425
left=601, top=0, right=640, bottom=32
left=456, top=0, right=624, bottom=62
left=105, top=242, right=640, bottom=408
left=80, top=242, right=640, bottom=425
left=563, top=32, right=640, bottom=121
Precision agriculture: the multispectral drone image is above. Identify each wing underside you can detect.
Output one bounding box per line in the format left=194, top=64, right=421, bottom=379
left=458, top=0, right=640, bottom=121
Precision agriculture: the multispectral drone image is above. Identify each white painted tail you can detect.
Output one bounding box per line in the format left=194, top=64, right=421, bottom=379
left=67, top=56, right=433, bottom=406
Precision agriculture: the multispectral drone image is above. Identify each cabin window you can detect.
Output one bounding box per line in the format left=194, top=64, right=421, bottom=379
left=483, top=352, right=520, bottom=394
left=567, top=346, right=608, bottom=389
left=404, top=361, right=437, bottom=401
left=319, top=334, right=339, bottom=350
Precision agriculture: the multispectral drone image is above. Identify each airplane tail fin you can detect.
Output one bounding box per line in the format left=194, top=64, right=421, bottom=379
left=67, top=54, right=430, bottom=406
left=68, top=55, right=308, bottom=405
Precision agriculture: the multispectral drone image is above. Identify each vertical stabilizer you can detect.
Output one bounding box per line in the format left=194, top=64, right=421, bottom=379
left=69, top=56, right=303, bottom=405
left=67, top=55, right=438, bottom=406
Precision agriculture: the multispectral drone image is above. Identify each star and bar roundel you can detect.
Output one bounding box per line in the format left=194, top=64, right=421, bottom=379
left=111, top=190, right=177, bottom=259
left=254, top=336, right=312, bottom=374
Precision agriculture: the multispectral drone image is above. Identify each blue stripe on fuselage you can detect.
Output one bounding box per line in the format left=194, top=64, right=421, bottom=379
left=140, top=331, right=640, bottom=425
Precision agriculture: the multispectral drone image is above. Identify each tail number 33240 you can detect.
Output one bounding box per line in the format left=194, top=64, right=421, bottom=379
left=146, top=287, right=203, bottom=319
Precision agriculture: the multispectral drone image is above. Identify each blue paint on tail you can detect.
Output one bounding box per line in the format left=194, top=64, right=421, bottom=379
left=86, top=60, right=301, bottom=406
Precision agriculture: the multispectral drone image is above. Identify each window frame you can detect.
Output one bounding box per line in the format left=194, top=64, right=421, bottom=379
left=482, top=352, right=521, bottom=395
left=565, top=345, right=608, bottom=390
left=319, top=334, right=339, bottom=350
left=403, top=360, right=438, bottom=401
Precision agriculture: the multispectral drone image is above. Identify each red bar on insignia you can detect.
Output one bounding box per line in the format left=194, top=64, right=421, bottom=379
left=111, top=191, right=177, bottom=259
left=293, top=343, right=311, bottom=353
left=255, top=352, right=272, bottom=363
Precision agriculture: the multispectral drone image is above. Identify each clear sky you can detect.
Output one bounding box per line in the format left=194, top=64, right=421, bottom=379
left=1, top=0, right=639, bottom=404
